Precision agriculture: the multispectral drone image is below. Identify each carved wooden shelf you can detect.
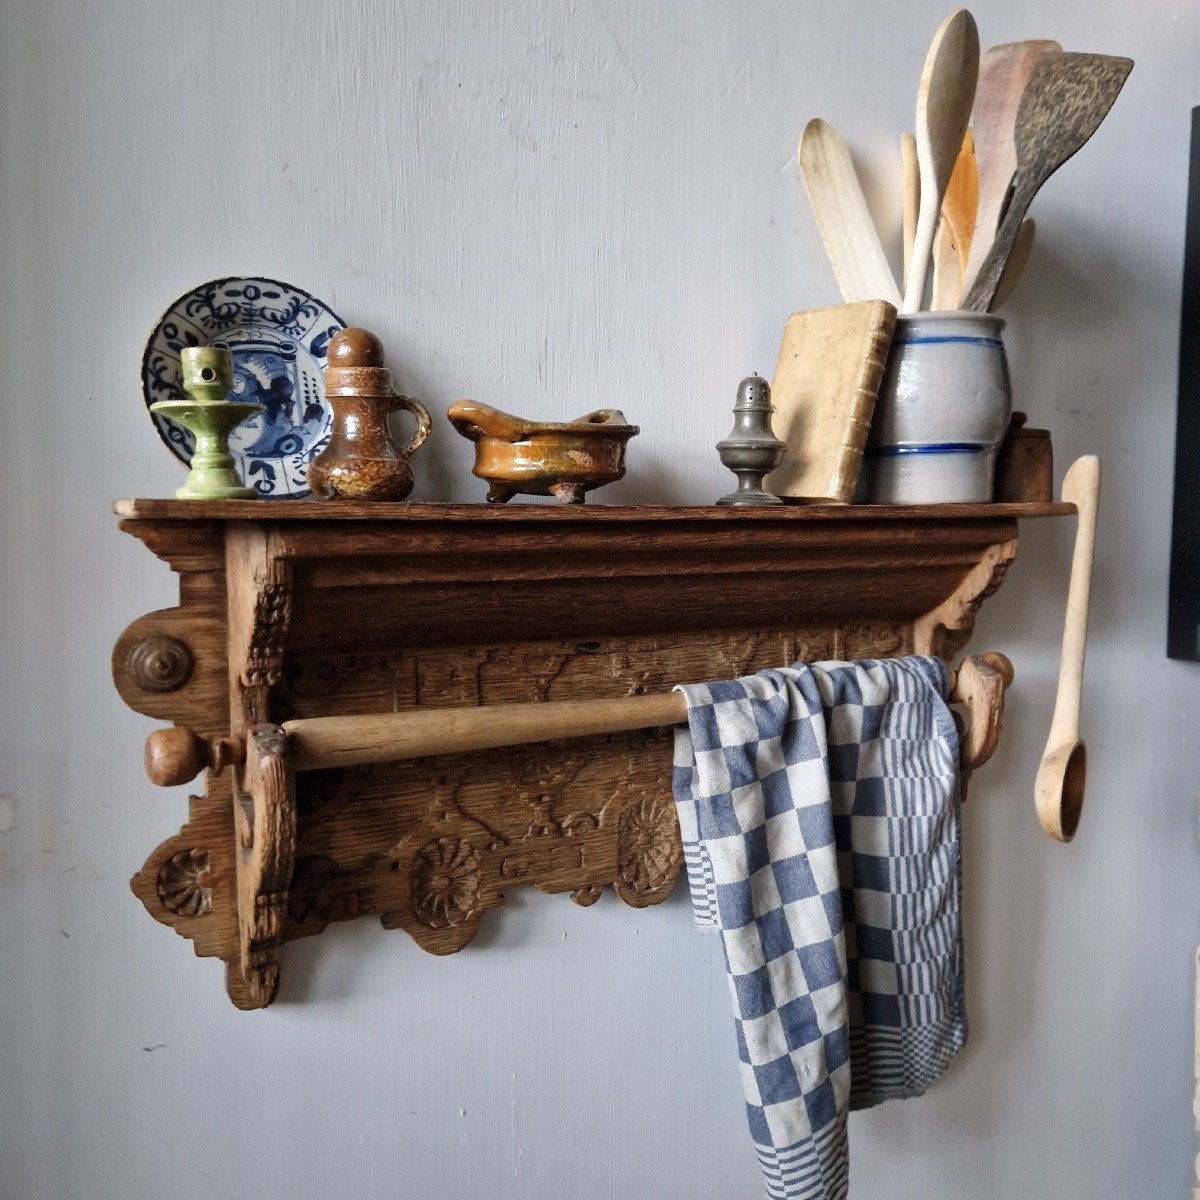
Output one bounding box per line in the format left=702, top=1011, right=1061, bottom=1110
left=112, top=497, right=1072, bottom=1010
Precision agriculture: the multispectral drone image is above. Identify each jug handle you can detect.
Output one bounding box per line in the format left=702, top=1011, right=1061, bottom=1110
left=391, top=395, right=432, bottom=456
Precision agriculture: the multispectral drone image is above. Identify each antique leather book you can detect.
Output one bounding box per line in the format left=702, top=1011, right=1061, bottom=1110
left=766, top=300, right=897, bottom=503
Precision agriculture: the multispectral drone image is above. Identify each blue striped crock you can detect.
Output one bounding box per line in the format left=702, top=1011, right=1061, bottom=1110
left=863, top=312, right=1011, bottom=503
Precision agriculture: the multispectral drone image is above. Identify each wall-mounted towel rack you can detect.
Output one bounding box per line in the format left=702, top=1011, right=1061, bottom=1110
left=147, top=653, right=1012, bottom=781
left=112, top=498, right=1070, bottom=1009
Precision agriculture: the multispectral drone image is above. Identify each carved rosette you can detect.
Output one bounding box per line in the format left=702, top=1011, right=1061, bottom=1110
left=156, top=849, right=212, bottom=916
left=384, top=817, right=498, bottom=956
left=614, top=790, right=682, bottom=908
left=410, top=837, right=483, bottom=929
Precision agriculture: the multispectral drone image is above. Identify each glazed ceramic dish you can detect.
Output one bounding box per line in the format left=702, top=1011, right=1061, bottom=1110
left=141, top=276, right=345, bottom=498
left=447, top=401, right=638, bottom=503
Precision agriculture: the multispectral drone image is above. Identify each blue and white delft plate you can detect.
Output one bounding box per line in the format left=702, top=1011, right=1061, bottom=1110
left=141, top=276, right=345, bottom=498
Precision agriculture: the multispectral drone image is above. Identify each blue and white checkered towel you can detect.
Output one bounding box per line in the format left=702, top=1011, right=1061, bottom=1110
left=672, top=656, right=966, bottom=1200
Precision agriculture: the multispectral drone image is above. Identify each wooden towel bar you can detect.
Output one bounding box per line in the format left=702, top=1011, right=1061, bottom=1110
left=145, top=652, right=1012, bottom=785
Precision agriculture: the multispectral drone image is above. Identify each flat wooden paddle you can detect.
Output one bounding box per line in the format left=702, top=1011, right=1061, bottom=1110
left=902, top=9, right=980, bottom=313
left=989, top=217, right=1035, bottom=310
left=931, top=218, right=962, bottom=310
left=931, top=130, right=977, bottom=309
left=799, top=119, right=902, bottom=306
left=963, top=52, right=1133, bottom=312
left=961, top=40, right=1061, bottom=294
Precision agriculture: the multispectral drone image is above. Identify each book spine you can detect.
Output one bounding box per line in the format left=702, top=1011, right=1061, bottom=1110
left=831, top=315, right=896, bottom=499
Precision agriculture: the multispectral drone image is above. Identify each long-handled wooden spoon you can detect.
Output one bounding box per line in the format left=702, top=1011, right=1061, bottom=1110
left=961, top=40, right=1061, bottom=295
left=902, top=8, right=980, bottom=313
left=1035, top=455, right=1100, bottom=842
left=799, top=119, right=902, bottom=306
left=963, top=52, right=1133, bottom=312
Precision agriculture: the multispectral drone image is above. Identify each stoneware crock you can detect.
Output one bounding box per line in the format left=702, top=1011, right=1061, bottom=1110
left=863, top=311, right=1011, bottom=503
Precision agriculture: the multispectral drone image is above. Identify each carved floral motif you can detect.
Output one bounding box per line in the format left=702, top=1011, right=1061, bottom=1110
left=617, top=793, right=682, bottom=902
left=410, top=837, right=482, bottom=929
left=156, top=849, right=212, bottom=916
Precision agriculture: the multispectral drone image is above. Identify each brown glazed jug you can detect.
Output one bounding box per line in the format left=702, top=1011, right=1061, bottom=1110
left=307, top=328, right=431, bottom=500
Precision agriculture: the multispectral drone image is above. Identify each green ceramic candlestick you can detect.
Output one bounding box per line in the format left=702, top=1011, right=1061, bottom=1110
left=150, top=347, right=263, bottom=500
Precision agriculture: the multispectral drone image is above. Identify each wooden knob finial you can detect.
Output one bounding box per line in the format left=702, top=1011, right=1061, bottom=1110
left=144, top=727, right=245, bottom=787
left=145, top=727, right=208, bottom=787
left=326, top=327, right=384, bottom=369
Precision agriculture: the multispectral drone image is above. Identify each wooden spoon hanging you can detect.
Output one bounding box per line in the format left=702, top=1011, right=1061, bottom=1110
left=799, top=119, right=902, bottom=306
left=961, top=40, right=1061, bottom=295
left=902, top=9, right=980, bottom=313
left=963, top=52, right=1133, bottom=312
left=1035, top=456, right=1100, bottom=842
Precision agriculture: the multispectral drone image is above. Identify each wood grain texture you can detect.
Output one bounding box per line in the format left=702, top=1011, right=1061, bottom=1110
left=116, top=503, right=1043, bottom=1006
left=903, top=8, right=979, bottom=312
left=113, top=497, right=1073, bottom=522
left=961, top=40, right=1061, bottom=295
left=963, top=52, right=1133, bottom=312
left=764, top=302, right=897, bottom=501
left=931, top=131, right=977, bottom=310
left=990, top=217, right=1036, bottom=310
left=1034, top=456, right=1101, bottom=842
left=798, top=119, right=902, bottom=306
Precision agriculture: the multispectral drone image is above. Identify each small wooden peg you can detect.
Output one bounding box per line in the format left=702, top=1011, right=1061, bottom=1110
left=144, top=727, right=245, bottom=787
left=955, top=652, right=1013, bottom=772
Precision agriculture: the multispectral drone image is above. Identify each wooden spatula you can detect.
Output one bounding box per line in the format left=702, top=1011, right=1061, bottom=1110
left=931, top=131, right=978, bottom=308
left=963, top=52, right=1133, bottom=312
left=990, top=217, right=1035, bottom=310
left=799, top=119, right=902, bottom=306
left=902, top=9, right=980, bottom=313
left=962, top=40, right=1061, bottom=294
left=943, top=130, right=978, bottom=275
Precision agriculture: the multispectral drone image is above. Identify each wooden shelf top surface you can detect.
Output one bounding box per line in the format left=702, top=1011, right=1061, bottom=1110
left=114, top=498, right=1075, bottom=524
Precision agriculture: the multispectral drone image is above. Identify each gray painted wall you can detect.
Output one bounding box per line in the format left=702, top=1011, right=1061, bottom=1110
left=1, top=1, right=1197, bottom=1196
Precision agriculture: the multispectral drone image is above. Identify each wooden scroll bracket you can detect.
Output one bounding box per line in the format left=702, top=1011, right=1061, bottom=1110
left=144, top=654, right=1011, bottom=1004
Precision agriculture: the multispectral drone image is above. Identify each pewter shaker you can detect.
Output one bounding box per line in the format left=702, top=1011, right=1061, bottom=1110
left=716, top=374, right=785, bottom=505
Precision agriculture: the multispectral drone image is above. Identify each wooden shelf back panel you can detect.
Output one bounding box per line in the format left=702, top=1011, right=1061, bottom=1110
left=111, top=498, right=1064, bottom=1008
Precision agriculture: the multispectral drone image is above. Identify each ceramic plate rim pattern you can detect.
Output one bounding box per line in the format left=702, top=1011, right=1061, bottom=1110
left=141, top=275, right=345, bottom=499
